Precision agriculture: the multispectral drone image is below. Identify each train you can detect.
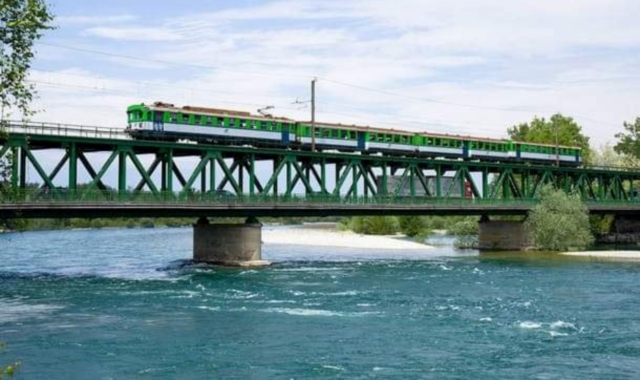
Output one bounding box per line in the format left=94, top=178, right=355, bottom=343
left=125, top=102, right=582, bottom=166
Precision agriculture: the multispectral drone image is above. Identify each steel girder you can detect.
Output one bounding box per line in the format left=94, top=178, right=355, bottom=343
left=1, top=132, right=639, bottom=204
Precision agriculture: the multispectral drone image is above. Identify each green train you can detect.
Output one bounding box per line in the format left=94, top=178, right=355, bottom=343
left=125, top=102, right=582, bottom=165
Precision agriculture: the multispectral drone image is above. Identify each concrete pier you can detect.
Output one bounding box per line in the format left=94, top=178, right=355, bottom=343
left=597, top=215, right=640, bottom=245
left=193, top=217, right=269, bottom=266
left=478, top=219, right=532, bottom=251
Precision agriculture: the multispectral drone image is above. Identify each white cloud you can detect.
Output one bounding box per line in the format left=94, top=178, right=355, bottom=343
left=84, top=27, right=183, bottom=42
left=57, top=14, right=137, bottom=25
left=33, top=0, right=640, bottom=148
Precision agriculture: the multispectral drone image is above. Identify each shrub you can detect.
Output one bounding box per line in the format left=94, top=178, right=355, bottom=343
left=398, top=216, right=427, bottom=237
left=347, top=216, right=399, bottom=235
left=526, top=186, right=594, bottom=251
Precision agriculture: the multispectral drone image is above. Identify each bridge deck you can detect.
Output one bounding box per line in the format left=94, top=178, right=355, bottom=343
left=2, top=122, right=640, bottom=219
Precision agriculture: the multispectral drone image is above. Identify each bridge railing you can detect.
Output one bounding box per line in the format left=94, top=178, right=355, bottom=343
left=0, top=120, right=127, bottom=140
left=2, top=188, right=637, bottom=208
left=0, top=188, right=546, bottom=207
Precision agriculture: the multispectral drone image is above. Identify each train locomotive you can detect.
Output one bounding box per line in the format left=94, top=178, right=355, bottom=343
left=125, top=102, right=582, bottom=166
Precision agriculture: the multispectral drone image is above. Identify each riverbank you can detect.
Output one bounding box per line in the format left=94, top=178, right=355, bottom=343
left=263, top=225, right=433, bottom=250
left=560, top=251, right=640, bottom=261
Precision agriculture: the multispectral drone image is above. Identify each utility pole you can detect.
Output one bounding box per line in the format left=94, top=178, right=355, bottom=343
left=311, top=77, right=316, bottom=152
left=555, top=122, right=559, bottom=167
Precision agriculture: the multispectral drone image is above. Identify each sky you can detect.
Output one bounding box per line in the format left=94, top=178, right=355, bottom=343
left=26, top=0, right=640, bottom=147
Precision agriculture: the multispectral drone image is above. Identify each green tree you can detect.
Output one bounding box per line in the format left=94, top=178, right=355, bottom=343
left=525, top=186, right=594, bottom=251
left=398, top=216, right=426, bottom=237
left=346, top=216, right=399, bottom=235
left=508, top=114, right=593, bottom=164
left=0, top=0, right=55, bottom=119
left=613, top=117, right=640, bottom=161
left=593, top=143, right=639, bottom=168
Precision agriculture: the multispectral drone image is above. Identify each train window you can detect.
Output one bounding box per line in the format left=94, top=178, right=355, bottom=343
left=205, top=116, right=213, bottom=125
left=169, top=113, right=178, bottom=123
left=240, top=120, right=247, bottom=128
left=194, top=115, right=202, bottom=125
left=182, top=114, right=190, bottom=124
left=435, top=138, right=441, bottom=146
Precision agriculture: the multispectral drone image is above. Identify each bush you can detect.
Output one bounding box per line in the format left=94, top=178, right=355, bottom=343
left=449, top=218, right=479, bottom=249
left=398, top=216, right=427, bottom=237
left=526, top=186, right=594, bottom=251
left=589, top=214, right=614, bottom=237
left=347, top=216, right=399, bottom=235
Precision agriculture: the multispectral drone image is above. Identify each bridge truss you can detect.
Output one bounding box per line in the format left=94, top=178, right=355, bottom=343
left=0, top=122, right=639, bottom=218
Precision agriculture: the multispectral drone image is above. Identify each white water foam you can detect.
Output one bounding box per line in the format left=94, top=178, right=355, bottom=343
left=550, top=321, right=577, bottom=330
left=321, top=365, right=345, bottom=371
left=0, top=299, right=64, bottom=323
left=262, top=307, right=379, bottom=317
left=196, top=306, right=220, bottom=311
left=519, top=321, right=542, bottom=329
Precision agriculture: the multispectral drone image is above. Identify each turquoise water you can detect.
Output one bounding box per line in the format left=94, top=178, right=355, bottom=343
left=1, top=228, right=640, bottom=379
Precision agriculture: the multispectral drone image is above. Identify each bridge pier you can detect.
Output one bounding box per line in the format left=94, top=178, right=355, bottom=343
left=598, top=215, right=640, bottom=245
left=193, top=217, right=269, bottom=266
left=478, top=216, right=533, bottom=251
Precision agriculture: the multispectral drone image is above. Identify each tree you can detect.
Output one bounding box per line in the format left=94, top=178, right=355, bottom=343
left=398, top=216, right=426, bottom=237
left=0, top=0, right=54, bottom=229
left=508, top=114, right=593, bottom=164
left=525, top=186, right=594, bottom=251
left=346, top=216, right=399, bottom=235
left=613, top=117, right=640, bottom=161
left=0, top=0, right=55, bottom=119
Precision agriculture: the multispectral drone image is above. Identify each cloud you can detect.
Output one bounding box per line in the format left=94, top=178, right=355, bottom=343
left=31, top=0, right=640, bottom=148
left=84, top=27, right=183, bottom=42
left=57, top=14, right=137, bottom=25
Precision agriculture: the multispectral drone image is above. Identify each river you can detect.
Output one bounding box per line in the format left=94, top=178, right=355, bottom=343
left=1, top=227, right=639, bottom=379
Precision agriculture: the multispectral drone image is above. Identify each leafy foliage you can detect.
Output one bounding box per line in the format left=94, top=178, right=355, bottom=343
left=398, top=216, right=426, bottom=237
left=0, top=0, right=55, bottom=118
left=345, top=216, right=399, bottom=235
left=449, top=218, right=479, bottom=249
left=0, top=341, right=21, bottom=379
left=589, top=214, right=615, bottom=238
left=525, top=186, right=594, bottom=251
left=508, top=114, right=592, bottom=164
left=613, top=117, right=640, bottom=161
left=593, top=143, right=640, bottom=168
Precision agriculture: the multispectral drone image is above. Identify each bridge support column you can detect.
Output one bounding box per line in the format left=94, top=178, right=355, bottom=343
left=193, top=217, right=269, bottom=266
left=478, top=217, right=532, bottom=251
left=599, top=215, right=640, bottom=245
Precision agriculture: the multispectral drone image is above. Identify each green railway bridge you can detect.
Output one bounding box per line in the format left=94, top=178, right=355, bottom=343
left=1, top=121, right=639, bottom=265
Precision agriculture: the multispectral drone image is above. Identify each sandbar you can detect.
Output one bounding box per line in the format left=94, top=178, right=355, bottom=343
left=263, top=227, right=433, bottom=250
left=560, top=251, right=640, bottom=260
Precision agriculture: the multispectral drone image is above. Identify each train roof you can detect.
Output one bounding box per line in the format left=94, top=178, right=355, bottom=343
left=129, top=103, right=581, bottom=150
left=301, top=120, right=580, bottom=149
left=134, top=102, right=295, bottom=122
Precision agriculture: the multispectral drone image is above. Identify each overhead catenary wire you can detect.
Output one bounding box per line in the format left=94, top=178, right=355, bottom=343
left=35, top=42, right=622, bottom=130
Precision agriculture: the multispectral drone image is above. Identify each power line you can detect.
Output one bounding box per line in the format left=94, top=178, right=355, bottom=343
left=36, top=42, right=622, bottom=128
left=38, top=42, right=312, bottom=80
left=27, top=79, right=305, bottom=114
left=31, top=67, right=299, bottom=102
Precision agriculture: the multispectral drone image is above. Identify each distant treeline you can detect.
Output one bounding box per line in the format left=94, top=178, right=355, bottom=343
left=0, top=216, right=344, bottom=233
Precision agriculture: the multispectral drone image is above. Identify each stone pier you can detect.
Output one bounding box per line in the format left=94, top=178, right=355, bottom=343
left=478, top=217, right=532, bottom=251
left=193, top=217, right=269, bottom=266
